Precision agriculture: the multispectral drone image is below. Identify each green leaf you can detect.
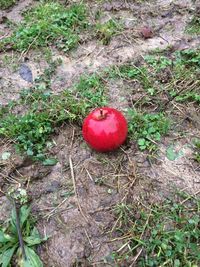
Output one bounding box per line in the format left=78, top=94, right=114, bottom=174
left=11, top=205, right=31, bottom=231
left=42, top=158, right=58, bottom=166
left=148, top=126, right=156, bottom=134
left=0, top=231, right=10, bottom=243
left=20, top=206, right=31, bottom=228
left=27, top=148, right=34, bottom=156
left=38, top=127, right=44, bottom=134
left=166, top=145, right=184, bottom=161
left=138, top=138, right=146, bottom=146
left=166, top=250, right=172, bottom=257
left=174, top=259, right=181, bottom=267
left=10, top=212, right=17, bottom=235
left=22, top=246, right=43, bottom=267
left=140, top=145, right=146, bottom=150
left=0, top=231, right=15, bottom=244
left=24, top=227, right=48, bottom=246
left=1, top=244, right=17, bottom=267
left=154, top=132, right=161, bottom=141
left=147, top=88, right=155, bottom=96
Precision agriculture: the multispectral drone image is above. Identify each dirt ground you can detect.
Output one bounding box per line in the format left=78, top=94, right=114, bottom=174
left=0, top=0, right=200, bottom=266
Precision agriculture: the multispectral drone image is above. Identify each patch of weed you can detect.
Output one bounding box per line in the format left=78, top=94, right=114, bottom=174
left=0, top=188, right=47, bottom=267
left=128, top=111, right=170, bottom=151
left=0, top=206, right=46, bottom=266
left=0, top=64, right=107, bottom=161
left=0, top=112, right=53, bottom=159
left=144, top=49, right=200, bottom=106
left=96, top=19, right=122, bottom=45
left=0, top=2, right=88, bottom=52
left=75, top=74, right=107, bottom=108
left=0, top=105, right=14, bottom=119
left=0, top=0, right=15, bottom=9
left=1, top=53, right=19, bottom=71
left=111, top=192, right=200, bottom=266
left=144, top=55, right=172, bottom=72
left=186, top=15, right=200, bottom=34
left=108, top=50, right=200, bottom=110
left=20, top=59, right=60, bottom=105
left=174, top=92, right=200, bottom=103
left=168, top=50, right=200, bottom=104
left=175, top=49, right=200, bottom=67
left=108, top=64, right=148, bottom=81
left=193, top=139, right=200, bottom=163
left=107, top=64, right=154, bottom=95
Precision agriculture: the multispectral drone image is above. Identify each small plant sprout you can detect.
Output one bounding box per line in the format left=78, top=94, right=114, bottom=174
left=0, top=187, right=48, bottom=267
left=128, top=111, right=170, bottom=151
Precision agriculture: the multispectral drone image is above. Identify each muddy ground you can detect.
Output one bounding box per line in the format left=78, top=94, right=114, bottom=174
left=0, top=0, right=200, bottom=266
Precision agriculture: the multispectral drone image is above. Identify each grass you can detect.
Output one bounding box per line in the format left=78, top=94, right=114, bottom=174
left=0, top=2, right=88, bottom=52
left=0, top=112, right=54, bottom=160
left=102, top=48, right=200, bottom=152
left=2, top=48, right=200, bottom=160
left=95, top=19, right=123, bottom=45
left=0, top=1, right=123, bottom=52
left=0, top=62, right=107, bottom=162
left=108, top=49, right=200, bottom=110
left=144, top=54, right=172, bottom=73
left=110, top=49, right=200, bottom=106
left=144, top=49, right=200, bottom=105
left=0, top=0, right=15, bottom=9
left=107, top=64, right=151, bottom=89
left=75, top=74, right=107, bottom=108
left=109, top=192, right=200, bottom=266
left=193, top=139, right=200, bottom=163
left=1, top=48, right=200, bottom=160
left=186, top=15, right=200, bottom=34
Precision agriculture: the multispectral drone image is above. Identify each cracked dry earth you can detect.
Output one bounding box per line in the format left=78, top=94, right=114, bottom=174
left=0, top=0, right=200, bottom=266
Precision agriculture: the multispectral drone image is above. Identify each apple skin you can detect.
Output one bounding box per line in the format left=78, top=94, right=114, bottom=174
left=82, top=107, right=128, bottom=152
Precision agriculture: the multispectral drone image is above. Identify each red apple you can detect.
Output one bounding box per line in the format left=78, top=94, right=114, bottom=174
left=82, top=107, right=128, bottom=152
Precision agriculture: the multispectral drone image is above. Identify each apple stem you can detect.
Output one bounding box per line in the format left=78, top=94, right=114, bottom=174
left=94, top=108, right=108, bottom=120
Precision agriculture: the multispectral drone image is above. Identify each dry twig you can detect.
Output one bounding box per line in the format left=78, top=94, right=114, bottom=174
left=69, top=156, right=89, bottom=223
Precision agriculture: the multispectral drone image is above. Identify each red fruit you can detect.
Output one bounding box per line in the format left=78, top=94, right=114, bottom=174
left=82, top=107, right=128, bottom=152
